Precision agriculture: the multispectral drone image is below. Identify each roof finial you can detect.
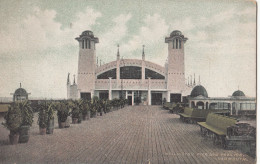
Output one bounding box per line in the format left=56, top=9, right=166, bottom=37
left=73, top=74, right=76, bottom=85
left=194, top=73, right=196, bottom=86
left=142, top=45, right=145, bottom=60
left=188, top=77, right=190, bottom=86
left=100, top=59, right=101, bottom=66
left=117, top=44, right=120, bottom=60
left=67, top=73, right=70, bottom=85
left=97, top=57, right=98, bottom=67
left=199, top=75, right=200, bottom=85
left=238, top=85, right=239, bottom=90
left=20, top=83, right=21, bottom=88
left=190, top=75, right=192, bottom=86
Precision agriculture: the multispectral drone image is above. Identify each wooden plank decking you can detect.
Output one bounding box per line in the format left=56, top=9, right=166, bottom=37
left=0, top=106, right=255, bottom=164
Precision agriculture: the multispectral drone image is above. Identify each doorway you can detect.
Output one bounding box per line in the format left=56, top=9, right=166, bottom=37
left=128, top=96, right=132, bottom=105
left=151, top=93, right=162, bottom=105
left=170, top=94, right=181, bottom=103
left=99, top=92, right=108, bottom=100
left=80, top=92, right=91, bottom=100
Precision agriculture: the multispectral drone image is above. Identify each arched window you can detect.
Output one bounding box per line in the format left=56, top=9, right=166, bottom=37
left=82, top=40, right=85, bottom=49
left=97, top=68, right=116, bottom=79
left=176, top=39, right=178, bottom=49
left=173, top=39, right=175, bottom=49
left=145, top=68, right=165, bottom=79
left=179, top=40, right=181, bottom=49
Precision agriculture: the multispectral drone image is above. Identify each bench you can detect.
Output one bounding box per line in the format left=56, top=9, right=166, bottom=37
left=179, top=108, right=230, bottom=124
left=163, top=102, right=176, bottom=112
left=179, top=108, right=193, bottom=121
left=168, top=103, right=177, bottom=113
left=170, top=103, right=184, bottom=114
left=163, top=102, right=171, bottom=110
left=197, top=113, right=237, bottom=146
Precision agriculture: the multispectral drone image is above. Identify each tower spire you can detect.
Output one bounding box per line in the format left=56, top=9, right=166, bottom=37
left=67, top=73, right=70, bottom=85
left=190, top=75, right=192, bottom=86
left=142, top=45, right=145, bottom=60
left=117, top=44, right=120, bottom=60
left=73, top=74, right=76, bottom=85
left=194, top=73, right=196, bottom=86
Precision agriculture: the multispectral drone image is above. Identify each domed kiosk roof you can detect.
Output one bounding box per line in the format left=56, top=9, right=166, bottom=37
left=14, top=88, right=28, bottom=96
left=190, top=85, right=208, bottom=98
left=81, top=30, right=94, bottom=37
left=232, top=90, right=245, bottom=97
left=170, top=30, right=182, bottom=37
left=76, top=30, right=99, bottom=43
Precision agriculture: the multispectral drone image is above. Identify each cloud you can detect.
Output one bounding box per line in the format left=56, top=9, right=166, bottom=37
left=0, top=5, right=256, bottom=98
left=97, top=13, right=132, bottom=62
left=0, top=6, right=102, bottom=98
left=169, top=17, right=194, bottom=32
left=0, top=7, right=101, bottom=57
left=120, top=14, right=169, bottom=63
left=63, top=7, right=102, bottom=45
left=184, top=8, right=256, bottom=97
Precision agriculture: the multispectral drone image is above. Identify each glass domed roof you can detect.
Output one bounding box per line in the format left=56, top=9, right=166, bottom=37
left=14, top=88, right=28, bottom=96
left=232, top=90, right=245, bottom=97
left=190, top=85, right=208, bottom=98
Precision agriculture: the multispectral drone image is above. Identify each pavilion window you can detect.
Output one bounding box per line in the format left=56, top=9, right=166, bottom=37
left=176, top=39, right=178, bottom=49
left=82, top=40, right=85, bottom=49
left=251, top=103, right=256, bottom=110
left=85, top=39, right=88, bottom=49
left=179, top=39, right=181, bottom=49
left=88, top=40, right=91, bottom=49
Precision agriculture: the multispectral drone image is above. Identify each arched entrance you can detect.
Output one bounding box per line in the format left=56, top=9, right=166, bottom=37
left=191, top=101, right=195, bottom=108
left=197, top=101, right=204, bottom=109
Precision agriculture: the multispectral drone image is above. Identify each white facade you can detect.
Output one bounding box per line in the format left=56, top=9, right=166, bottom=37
left=68, top=30, right=196, bottom=105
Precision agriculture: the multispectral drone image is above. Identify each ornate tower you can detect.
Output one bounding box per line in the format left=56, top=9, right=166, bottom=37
left=165, top=30, right=188, bottom=102
left=75, top=31, right=99, bottom=99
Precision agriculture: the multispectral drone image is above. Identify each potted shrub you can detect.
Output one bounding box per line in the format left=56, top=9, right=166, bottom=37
left=57, top=101, right=70, bottom=128
left=104, top=100, right=109, bottom=113
left=70, top=100, right=80, bottom=124
left=19, top=100, right=33, bottom=143
left=111, top=99, right=118, bottom=110
left=77, top=100, right=83, bottom=123
left=124, top=99, right=128, bottom=106
left=115, top=99, right=120, bottom=109
left=143, top=97, right=147, bottom=105
left=120, top=98, right=125, bottom=108
left=82, top=100, right=91, bottom=120
left=90, top=99, right=97, bottom=118
left=46, top=102, right=55, bottom=134
left=2, top=102, right=22, bottom=145
left=103, top=100, right=108, bottom=114
left=98, top=100, right=104, bottom=116
left=64, top=101, right=71, bottom=128
left=37, top=102, right=48, bottom=135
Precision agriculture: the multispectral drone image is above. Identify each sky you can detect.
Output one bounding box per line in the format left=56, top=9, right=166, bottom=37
left=0, top=0, right=256, bottom=98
